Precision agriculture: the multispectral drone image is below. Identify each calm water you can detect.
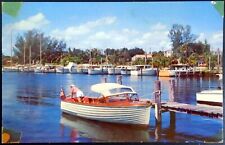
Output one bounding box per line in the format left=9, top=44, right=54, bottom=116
left=2, top=72, right=223, bottom=143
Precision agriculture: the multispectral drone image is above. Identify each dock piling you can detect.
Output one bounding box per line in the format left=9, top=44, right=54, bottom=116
left=169, top=79, right=175, bottom=102
left=154, top=80, right=161, bottom=124
left=102, top=77, right=107, bottom=83
left=117, top=75, right=122, bottom=84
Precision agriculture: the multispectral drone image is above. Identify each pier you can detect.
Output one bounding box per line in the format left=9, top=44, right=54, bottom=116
left=151, top=79, right=223, bottom=125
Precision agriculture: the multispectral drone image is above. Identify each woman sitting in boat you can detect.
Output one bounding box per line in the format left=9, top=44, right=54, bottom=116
left=60, top=88, right=66, bottom=100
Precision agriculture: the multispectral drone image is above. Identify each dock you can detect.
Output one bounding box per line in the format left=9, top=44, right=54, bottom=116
left=149, top=101, right=223, bottom=119
left=149, top=79, right=223, bottom=125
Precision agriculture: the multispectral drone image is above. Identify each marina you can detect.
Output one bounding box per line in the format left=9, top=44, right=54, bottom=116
left=2, top=1, right=223, bottom=143
left=2, top=72, right=223, bottom=142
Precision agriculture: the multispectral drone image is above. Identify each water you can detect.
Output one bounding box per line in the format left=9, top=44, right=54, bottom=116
left=2, top=72, right=223, bottom=143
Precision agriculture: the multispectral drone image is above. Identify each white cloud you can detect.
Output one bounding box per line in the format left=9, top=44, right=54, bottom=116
left=2, top=13, right=50, bottom=55
left=50, top=16, right=117, bottom=42
left=50, top=20, right=172, bottom=52
left=196, top=31, right=223, bottom=50
left=12, top=13, right=49, bottom=31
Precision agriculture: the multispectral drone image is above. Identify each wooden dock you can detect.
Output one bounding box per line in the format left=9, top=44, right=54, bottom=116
left=149, top=101, right=223, bottom=119
left=150, top=79, right=223, bottom=124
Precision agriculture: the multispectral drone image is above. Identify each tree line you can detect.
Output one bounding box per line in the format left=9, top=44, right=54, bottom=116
left=2, top=24, right=222, bottom=70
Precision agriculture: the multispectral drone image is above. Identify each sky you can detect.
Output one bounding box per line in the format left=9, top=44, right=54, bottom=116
left=2, top=1, right=224, bottom=56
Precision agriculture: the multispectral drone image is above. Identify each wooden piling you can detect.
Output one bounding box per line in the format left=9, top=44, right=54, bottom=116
left=169, top=79, right=175, bottom=102
left=102, top=77, right=107, bottom=83
left=117, top=75, right=122, bottom=84
left=154, top=80, right=161, bottom=123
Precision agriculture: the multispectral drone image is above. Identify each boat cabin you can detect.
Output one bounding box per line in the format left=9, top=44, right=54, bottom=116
left=62, top=83, right=141, bottom=105
left=170, top=64, right=192, bottom=71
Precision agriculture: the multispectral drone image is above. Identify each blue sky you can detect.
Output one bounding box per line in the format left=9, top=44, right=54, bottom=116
left=2, top=1, right=223, bottom=55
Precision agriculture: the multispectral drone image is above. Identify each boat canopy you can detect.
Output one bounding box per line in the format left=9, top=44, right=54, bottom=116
left=91, top=83, right=137, bottom=97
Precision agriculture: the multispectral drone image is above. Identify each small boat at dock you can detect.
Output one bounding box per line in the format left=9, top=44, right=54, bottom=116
left=159, top=68, right=176, bottom=77
left=130, top=65, right=157, bottom=76
left=121, top=66, right=132, bottom=75
left=60, top=83, right=152, bottom=125
left=196, top=89, right=223, bottom=106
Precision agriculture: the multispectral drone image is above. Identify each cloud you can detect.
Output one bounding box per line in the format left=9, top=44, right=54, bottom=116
left=2, top=13, right=50, bottom=55
left=50, top=20, right=171, bottom=52
left=50, top=16, right=117, bottom=41
left=11, top=13, right=49, bottom=31
left=196, top=31, right=223, bottom=50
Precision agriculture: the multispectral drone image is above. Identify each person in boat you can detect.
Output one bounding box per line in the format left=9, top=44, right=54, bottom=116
left=60, top=88, right=66, bottom=100
left=70, top=85, right=83, bottom=98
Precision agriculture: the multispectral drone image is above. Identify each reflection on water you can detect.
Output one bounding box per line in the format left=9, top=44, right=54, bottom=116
left=60, top=112, right=150, bottom=142
left=16, top=96, right=55, bottom=106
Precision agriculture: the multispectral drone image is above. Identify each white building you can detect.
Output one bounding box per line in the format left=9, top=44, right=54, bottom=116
left=163, top=50, right=173, bottom=57
left=131, top=54, right=152, bottom=62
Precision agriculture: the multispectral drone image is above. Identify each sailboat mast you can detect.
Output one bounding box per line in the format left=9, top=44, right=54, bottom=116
left=29, top=45, right=31, bottom=68
left=10, top=30, right=13, bottom=67
left=24, top=42, right=26, bottom=65
left=40, top=34, right=42, bottom=65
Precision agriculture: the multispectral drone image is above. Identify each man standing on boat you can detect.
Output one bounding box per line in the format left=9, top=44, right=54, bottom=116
left=70, top=85, right=84, bottom=98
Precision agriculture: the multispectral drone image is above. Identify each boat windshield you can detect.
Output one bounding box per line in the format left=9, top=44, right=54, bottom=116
left=109, top=88, right=134, bottom=94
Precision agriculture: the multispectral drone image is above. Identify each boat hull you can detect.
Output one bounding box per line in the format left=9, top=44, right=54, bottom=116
left=159, top=70, right=176, bottom=77
left=108, top=68, right=121, bottom=75
left=121, top=69, right=131, bottom=75
left=88, top=68, right=105, bottom=75
left=130, top=69, right=156, bottom=76
left=196, top=90, right=223, bottom=106
left=61, top=101, right=151, bottom=125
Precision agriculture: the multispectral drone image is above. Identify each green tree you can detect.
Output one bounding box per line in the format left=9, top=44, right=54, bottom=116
left=14, top=29, right=66, bottom=64
left=168, top=24, right=196, bottom=54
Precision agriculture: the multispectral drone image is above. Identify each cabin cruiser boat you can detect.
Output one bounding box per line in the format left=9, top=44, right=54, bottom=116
left=196, top=89, right=223, bottom=106
left=216, top=73, right=223, bottom=80
left=65, top=62, right=77, bottom=73
left=170, top=64, right=193, bottom=77
left=88, top=65, right=104, bottom=75
left=77, top=64, right=90, bottom=74
left=108, top=66, right=122, bottom=75
left=130, top=65, right=157, bottom=76
left=60, top=83, right=152, bottom=125
left=159, top=68, right=176, bottom=77
left=34, top=66, right=44, bottom=73
left=56, top=66, right=70, bottom=73
left=88, top=64, right=110, bottom=75
left=121, top=66, right=132, bottom=75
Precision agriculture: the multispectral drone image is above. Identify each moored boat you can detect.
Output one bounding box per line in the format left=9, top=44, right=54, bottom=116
left=196, top=89, right=223, bottom=106
left=60, top=83, right=152, bottom=125
left=130, top=65, right=157, bottom=76
left=216, top=73, right=223, bottom=80
left=159, top=68, right=176, bottom=77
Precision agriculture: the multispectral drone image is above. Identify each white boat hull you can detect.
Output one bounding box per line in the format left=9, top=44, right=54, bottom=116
left=108, top=68, right=121, bottom=75
left=130, top=69, right=156, bottom=76
left=121, top=69, right=131, bottom=75
left=56, top=67, right=70, bottom=73
left=61, top=101, right=151, bottom=125
left=196, top=90, right=223, bottom=106
left=70, top=68, right=77, bottom=73
left=88, top=68, right=104, bottom=75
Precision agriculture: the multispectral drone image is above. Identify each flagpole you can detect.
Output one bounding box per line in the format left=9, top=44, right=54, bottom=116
left=24, top=41, right=25, bottom=65
left=40, top=34, right=42, bottom=65
left=11, top=30, right=13, bottom=68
